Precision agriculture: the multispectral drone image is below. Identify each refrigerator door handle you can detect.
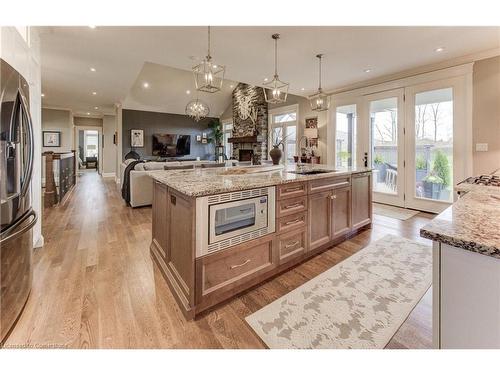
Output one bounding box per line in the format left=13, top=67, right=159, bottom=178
left=0, top=209, right=37, bottom=245
left=18, top=92, right=34, bottom=198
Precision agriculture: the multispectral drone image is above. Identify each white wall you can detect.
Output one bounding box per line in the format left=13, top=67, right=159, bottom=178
left=102, top=115, right=117, bottom=176
left=1, top=27, right=43, bottom=248
left=42, top=108, right=73, bottom=152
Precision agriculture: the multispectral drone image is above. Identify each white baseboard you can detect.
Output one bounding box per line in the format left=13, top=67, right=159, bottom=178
left=34, top=235, right=44, bottom=249
left=115, top=177, right=121, bottom=184
left=102, top=172, right=116, bottom=178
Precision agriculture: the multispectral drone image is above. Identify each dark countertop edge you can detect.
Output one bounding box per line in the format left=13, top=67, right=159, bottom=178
left=420, top=227, right=500, bottom=260
left=149, top=168, right=372, bottom=198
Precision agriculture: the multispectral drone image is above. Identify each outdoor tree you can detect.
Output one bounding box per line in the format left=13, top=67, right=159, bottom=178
left=429, top=103, right=441, bottom=141
left=415, top=104, right=427, bottom=139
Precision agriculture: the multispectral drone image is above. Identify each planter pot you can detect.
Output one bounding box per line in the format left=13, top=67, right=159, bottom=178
left=416, top=169, right=427, bottom=183
left=269, top=146, right=282, bottom=165
left=374, top=163, right=386, bottom=183
left=423, top=181, right=443, bottom=199
left=439, top=189, right=451, bottom=202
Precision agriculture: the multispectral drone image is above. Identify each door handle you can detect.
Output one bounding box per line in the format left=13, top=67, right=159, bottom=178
left=285, top=218, right=301, bottom=225
left=19, top=92, right=34, bottom=198
left=0, top=210, right=37, bottom=244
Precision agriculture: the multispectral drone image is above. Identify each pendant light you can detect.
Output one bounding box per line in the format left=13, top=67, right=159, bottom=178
left=193, top=26, right=226, bottom=93
left=262, top=34, right=289, bottom=104
left=309, top=54, right=330, bottom=112
left=185, top=97, right=210, bottom=122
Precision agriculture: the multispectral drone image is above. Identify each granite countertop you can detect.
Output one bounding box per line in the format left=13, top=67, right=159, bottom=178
left=420, top=177, right=500, bottom=259
left=149, top=163, right=371, bottom=197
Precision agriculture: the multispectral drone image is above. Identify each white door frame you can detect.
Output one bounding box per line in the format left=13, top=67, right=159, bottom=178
left=74, top=125, right=103, bottom=175
left=364, top=88, right=405, bottom=207
left=404, top=75, right=470, bottom=213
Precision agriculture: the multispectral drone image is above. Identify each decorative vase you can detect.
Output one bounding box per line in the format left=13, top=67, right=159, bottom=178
left=269, top=146, right=282, bottom=165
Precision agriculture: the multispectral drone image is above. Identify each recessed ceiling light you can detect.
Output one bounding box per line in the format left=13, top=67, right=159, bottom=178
left=301, top=88, right=305, bottom=91
left=92, top=91, right=97, bottom=95
left=186, top=90, right=191, bottom=95
left=264, top=78, right=268, bottom=82
left=143, top=82, right=150, bottom=88
left=229, top=84, right=234, bottom=88
left=364, top=69, right=372, bottom=73
left=435, top=47, right=445, bottom=53
left=88, top=26, right=96, bottom=29
left=86, top=112, right=90, bottom=115
left=90, top=67, right=96, bottom=72
left=94, top=106, right=99, bottom=110
left=41, top=93, right=45, bottom=97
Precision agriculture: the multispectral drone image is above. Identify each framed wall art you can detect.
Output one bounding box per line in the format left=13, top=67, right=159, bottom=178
left=130, top=129, right=144, bottom=147
left=43, top=131, right=61, bottom=147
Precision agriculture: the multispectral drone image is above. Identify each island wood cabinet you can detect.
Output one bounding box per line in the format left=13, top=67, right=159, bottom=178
left=351, top=172, right=372, bottom=230
left=151, top=171, right=372, bottom=319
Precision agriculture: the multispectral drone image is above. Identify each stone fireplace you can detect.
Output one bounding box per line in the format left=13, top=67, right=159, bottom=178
left=238, top=149, right=254, bottom=162
left=228, top=83, right=268, bottom=163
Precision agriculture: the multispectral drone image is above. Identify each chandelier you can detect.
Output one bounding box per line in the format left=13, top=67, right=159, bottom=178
left=193, top=26, right=225, bottom=93
left=309, top=54, right=330, bottom=112
left=185, top=98, right=210, bottom=122
left=262, top=34, right=289, bottom=104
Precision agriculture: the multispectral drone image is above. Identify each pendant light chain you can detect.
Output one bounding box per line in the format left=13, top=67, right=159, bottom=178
left=207, top=26, right=211, bottom=60
left=274, top=36, right=278, bottom=77
left=318, top=55, right=322, bottom=90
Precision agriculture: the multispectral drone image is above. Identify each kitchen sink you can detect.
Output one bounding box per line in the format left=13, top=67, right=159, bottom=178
left=289, top=169, right=335, bottom=175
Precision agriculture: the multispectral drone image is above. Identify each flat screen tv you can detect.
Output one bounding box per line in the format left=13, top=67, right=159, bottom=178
left=152, top=134, right=191, bottom=157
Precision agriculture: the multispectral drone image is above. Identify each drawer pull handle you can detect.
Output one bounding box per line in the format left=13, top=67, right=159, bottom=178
left=284, top=203, right=302, bottom=209
left=285, top=218, right=301, bottom=225
left=284, top=186, right=302, bottom=193
left=330, top=194, right=337, bottom=200
left=285, top=240, right=300, bottom=249
left=230, top=259, right=251, bottom=269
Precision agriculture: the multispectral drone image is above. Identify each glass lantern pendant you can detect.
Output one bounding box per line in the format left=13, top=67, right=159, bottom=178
left=193, top=26, right=225, bottom=93
left=263, top=34, right=289, bottom=104
left=310, top=54, right=330, bottom=112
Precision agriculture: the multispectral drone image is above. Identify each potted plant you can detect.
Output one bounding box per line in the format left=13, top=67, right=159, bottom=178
left=270, top=128, right=291, bottom=165
left=415, top=156, right=428, bottom=183
left=207, top=119, right=225, bottom=162
left=422, top=173, right=444, bottom=199
left=373, top=154, right=386, bottom=183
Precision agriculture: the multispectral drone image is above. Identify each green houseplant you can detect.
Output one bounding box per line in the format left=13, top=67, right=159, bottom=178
left=207, top=119, right=223, bottom=146
left=432, top=150, right=451, bottom=187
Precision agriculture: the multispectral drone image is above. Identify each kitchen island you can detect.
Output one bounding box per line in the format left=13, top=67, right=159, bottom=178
left=420, top=172, right=500, bottom=348
left=149, top=164, right=372, bottom=319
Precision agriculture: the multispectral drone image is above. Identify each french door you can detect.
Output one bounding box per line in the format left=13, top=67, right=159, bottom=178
left=365, top=77, right=467, bottom=213
left=367, top=89, right=405, bottom=207
left=404, top=76, right=466, bottom=213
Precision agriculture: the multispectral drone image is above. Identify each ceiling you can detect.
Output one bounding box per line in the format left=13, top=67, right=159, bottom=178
left=38, top=26, right=500, bottom=117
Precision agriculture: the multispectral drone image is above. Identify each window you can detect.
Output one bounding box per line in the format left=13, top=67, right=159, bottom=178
left=222, top=121, right=233, bottom=158
left=269, top=105, right=298, bottom=163
left=335, top=104, right=357, bottom=168
left=84, top=130, right=99, bottom=158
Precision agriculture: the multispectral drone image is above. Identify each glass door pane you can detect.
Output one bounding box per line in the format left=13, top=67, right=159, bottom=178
left=335, top=104, right=357, bottom=168
left=370, top=97, right=399, bottom=195
left=414, top=88, right=453, bottom=203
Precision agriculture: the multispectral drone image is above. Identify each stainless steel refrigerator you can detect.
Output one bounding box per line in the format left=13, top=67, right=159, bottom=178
left=0, top=59, right=37, bottom=344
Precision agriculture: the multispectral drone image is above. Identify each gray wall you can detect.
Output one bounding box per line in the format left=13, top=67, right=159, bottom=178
left=122, top=109, right=217, bottom=160
left=42, top=108, right=73, bottom=153
left=102, top=115, right=117, bottom=175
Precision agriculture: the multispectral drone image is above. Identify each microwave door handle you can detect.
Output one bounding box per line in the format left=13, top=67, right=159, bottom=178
left=19, top=92, right=34, bottom=198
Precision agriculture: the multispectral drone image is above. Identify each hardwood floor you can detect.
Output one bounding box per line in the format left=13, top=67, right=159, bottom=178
left=4, top=172, right=434, bottom=349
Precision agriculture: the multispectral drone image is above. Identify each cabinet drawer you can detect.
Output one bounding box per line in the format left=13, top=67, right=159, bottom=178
left=198, top=236, right=274, bottom=297
left=308, top=176, right=350, bottom=194
left=277, top=182, right=307, bottom=200
left=276, top=196, right=308, bottom=217
left=277, top=211, right=307, bottom=233
left=278, top=229, right=306, bottom=264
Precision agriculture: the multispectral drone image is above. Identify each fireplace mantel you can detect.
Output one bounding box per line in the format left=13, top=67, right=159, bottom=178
left=228, top=135, right=264, bottom=144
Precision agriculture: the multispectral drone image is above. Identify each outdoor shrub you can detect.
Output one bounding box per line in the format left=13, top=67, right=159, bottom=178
left=432, top=150, right=451, bottom=187
left=416, top=156, right=427, bottom=170
left=373, top=154, right=384, bottom=164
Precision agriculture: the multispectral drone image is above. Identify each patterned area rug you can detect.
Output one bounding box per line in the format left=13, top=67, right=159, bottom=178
left=373, top=203, right=420, bottom=220
left=245, top=234, right=432, bottom=349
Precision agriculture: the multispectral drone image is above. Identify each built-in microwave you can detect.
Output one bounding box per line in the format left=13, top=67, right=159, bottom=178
left=195, top=186, right=275, bottom=257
